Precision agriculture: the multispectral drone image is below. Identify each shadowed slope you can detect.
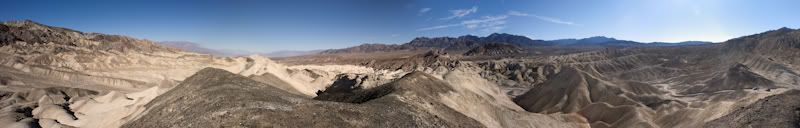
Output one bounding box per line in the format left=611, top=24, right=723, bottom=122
left=513, top=67, right=640, bottom=113
left=705, top=90, right=800, bottom=128
left=513, top=67, right=662, bottom=128
left=314, top=71, right=453, bottom=103
left=684, top=64, right=777, bottom=94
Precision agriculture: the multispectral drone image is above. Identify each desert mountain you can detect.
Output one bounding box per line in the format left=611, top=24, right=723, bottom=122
left=321, top=34, right=712, bottom=54
left=550, top=36, right=713, bottom=47
left=549, top=36, right=623, bottom=45
left=320, top=33, right=549, bottom=54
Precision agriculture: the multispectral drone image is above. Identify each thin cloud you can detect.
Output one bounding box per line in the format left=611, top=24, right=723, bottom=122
left=482, top=26, right=505, bottom=33
left=508, top=10, right=578, bottom=26
left=463, top=15, right=508, bottom=29
left=418, top=15, right=508, bottom=32
left=420, top=10, right=577, bottom=32
left=441, top=6, right=478, bottom=20
left=507, top=10, right=529, bottom=16
left=418, top=8, right=431, bottom=15
left=532, top=15, right=578, bottom=26
left=417, top=24, right=461, bottom=31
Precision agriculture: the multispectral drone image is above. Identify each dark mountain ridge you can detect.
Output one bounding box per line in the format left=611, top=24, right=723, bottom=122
left=321, top=33, right=714, bottom=54
left=550, top=36, right=713, bottom=47
left=320, top=33, right=549, bottom=54
left=1, top=20, right=175, bottom=52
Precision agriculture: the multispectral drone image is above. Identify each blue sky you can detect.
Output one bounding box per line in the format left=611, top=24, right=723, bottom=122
left=2, top=0, right=799, bottom=52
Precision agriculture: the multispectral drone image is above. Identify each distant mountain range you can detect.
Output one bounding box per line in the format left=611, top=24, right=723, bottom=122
left=549, top=36, right=712, bottom=47
left=321, top=33, right=713, bottom=54
left=159, top=33, right=713, bottom=56
left=157, top=41, right=321, bottom=57
left=264, top=49, right=324, bottom=57
left=158, top=41, right=245, bottom=57
left=320, top=33, right=549, bottom=54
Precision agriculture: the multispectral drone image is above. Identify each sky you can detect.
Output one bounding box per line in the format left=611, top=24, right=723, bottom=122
left=2, top=0, right=800, bottom=52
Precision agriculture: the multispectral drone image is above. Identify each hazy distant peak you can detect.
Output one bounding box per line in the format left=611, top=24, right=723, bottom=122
left=158, top=41, right=248, bottom=57
left=777, top=27, right=795, bottom=31
left=457, top=35, right=480, bottom=40
left=159, top=41, right=201, bottom=47
left=582, top=36, right=617, bottom=42
left=487, top=33, right=524, bottom=38
left=766, top=27, right=796, bottom=34
left=585, top=36, right=614, bottom=39
left=549, top=36, right=621, bottom=45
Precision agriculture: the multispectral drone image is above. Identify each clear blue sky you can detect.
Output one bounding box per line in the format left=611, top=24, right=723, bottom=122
left=2, top=0, right=799, bottom=52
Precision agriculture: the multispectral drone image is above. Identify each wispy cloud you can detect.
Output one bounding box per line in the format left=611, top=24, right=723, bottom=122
left=482, top=26, right=505, bottom=33
left=463, top=15, right=508, bottom=32
left=508, top=10, right=578, bottom=26
left=532, top=15, right=578, bottom=26
left=418, top=15, right=509, bottom=32
left=418, top=8, right=431, bottom=15
left=507, top=11, right=528, bottom=16
left=441, top=6, right=478, bottom=20
left=418, top=10, right=577, bottom=32
left=417, top=24, right=461, bottom=31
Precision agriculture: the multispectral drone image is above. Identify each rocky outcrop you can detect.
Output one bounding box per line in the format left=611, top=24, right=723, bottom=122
left=705, top=89, right=800, bottom=128
left=0, top=87, right=98, bottom=128
left=0, top=20, right=84, bottom=47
